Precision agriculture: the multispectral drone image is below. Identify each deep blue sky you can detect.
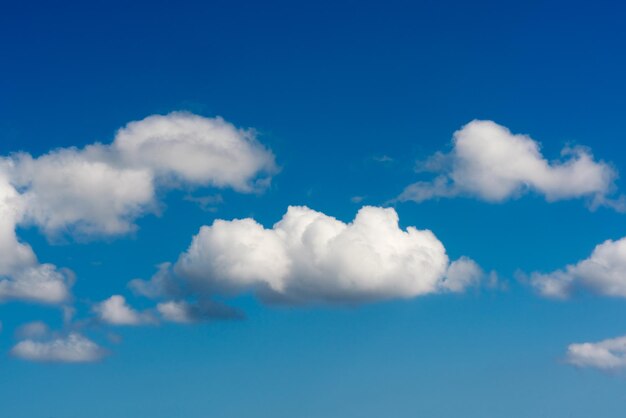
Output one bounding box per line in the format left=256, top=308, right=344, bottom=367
left=2, top=1, right=626, bottom=417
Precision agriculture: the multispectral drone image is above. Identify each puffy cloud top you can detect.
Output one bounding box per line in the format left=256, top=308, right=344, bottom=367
left=531, top=237, right=626, bottom=298
left=93, top=295, right=154, bottom=326
left=11, top=147, right=155, bottom=236
left=7, top=112, right=276, bottom=238
left=0, top=112, right=276, bottom=305
left=113, top=113, right=276, bottom=191
left=170, top=205, right=482, bottom=304
left=399, top=120, right=621, bottom=209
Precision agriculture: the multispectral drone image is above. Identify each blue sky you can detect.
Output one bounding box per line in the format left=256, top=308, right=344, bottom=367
left=2, top=0, right=626, bottom=416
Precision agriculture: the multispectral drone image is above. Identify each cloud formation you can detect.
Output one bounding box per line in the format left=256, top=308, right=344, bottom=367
left=398, top=120, right=622, bottom=210
left=135, top=205, right=484, bottom=305
left=566, top=335, right=626, bottom=370
left=11, top=333, right=106, bottom=363
left=0, top=112, right=276, bottom=305
left=530, top=237, right=626, bottom=298
left=113, top=113, right=275, bottom=192
left=9, top=112, right=276, bottom=238
left=0, top=171, right=73, bottom=304
left=93, top=295, right=155, bottom=326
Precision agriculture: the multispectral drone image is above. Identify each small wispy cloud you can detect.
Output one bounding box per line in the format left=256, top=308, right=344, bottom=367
left=11, top=332, right=107, bottom=363
left=184, top=193, right=224, bottom=212
left=372, top=155, right=394, bottom=163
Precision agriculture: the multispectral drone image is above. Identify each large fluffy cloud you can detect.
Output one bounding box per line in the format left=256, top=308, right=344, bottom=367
left=0, top=112, right=276, bottom=305
left=8, top=112, right=276, bottom=238
left=530, top=237, right=626, bottom=298
left=398, top=120, right=622, bottom=209
left=113, top=113, right=275, bottom=191
left=11, top=333, right=106, bottom=363
left=566, top=335, right=626, bottom=370
left=10, top=147, right=155, bottom=236
left=135, top=206, right=484, bottom=305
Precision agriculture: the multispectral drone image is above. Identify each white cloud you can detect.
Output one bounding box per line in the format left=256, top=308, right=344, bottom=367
left=156, top=205, right=483, bottom=304
left=530, top=237, right=626, bottom=298
left=0, top=171, right=72, bottom=304
left=7, top=112, right=276, bottom=239
left=0, top=171, right=33, bottom=271
left=0, top=264, right=72, bottom=304
left=113, top=113, right=276, bottom=192
left=0, top=112, right=276, bottom=305
left=566, top=335, right=626, bottom=370
left=440, top=257, right=484, bottom=293
left=398, top=120, right=622, bottom=209
left=11, top=332, right=106, bottom=363
left=157, top=301, right=193, bottom=323
left=11, top=147, right=155, bottom=237
left=93, top=295, right=155, bottom=326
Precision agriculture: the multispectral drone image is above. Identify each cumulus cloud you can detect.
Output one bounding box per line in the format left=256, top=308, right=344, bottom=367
left=10, top=147, right=155, bottom=237
left=11, top=332, right=106, bottom=363
left=398, top=120, right=622, bottom=210
left=113, top=113, right=276, bottom=192
left=0, top=264, right=73, bottom=304
left=440, top=257, right=484, bottom=293
left=93, top=295, right=155, bottom=326
left=0, top=112, right=276, bottom=305
left=0, top=171, right=72, bottom=304
left=157, top=301, right=193, bottom=323
left=530, top=237, right=626, bottom=298
left=566, top=335, right=626, bottom=370
left=0, top=171, right=33, bottom=270
left=8, top=112, right=276, bottom=238
left=133, top=205, right=484, bottom=306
